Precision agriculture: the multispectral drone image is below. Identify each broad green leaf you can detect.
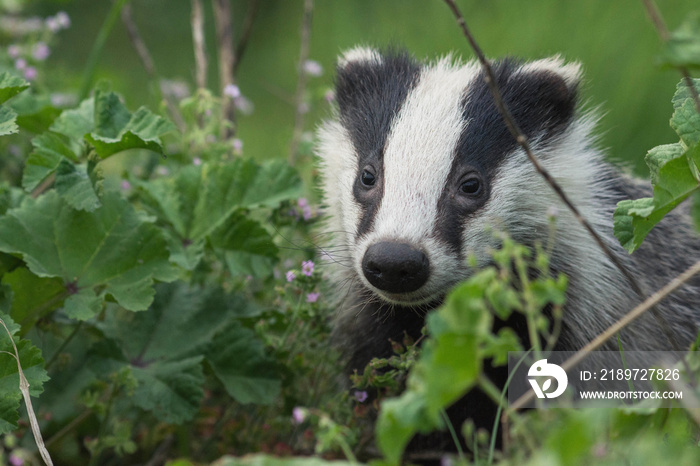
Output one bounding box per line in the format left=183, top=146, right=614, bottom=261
left=54, top=160, right=101, bottom=211
left=8, top=92, right=61, bottom=134
left=49, top=97, right=94, bottom=154
left=210, top=211, right=279, bottom=277
left=614, top=143, right=700, bottom=253
left=93, top=283, right=272, bottom=423
left=671, top=78, right=700, bottom=110
left=0, top=312, right=49, bottom=434
left=0, top=73, right=29, bottom=104
left=0, top=106, right=18, bottom=136
left=670, top=98, right=700, bottom=147
left=85, top=91, right=175, bottom=158
left=661, top=12, right=700, bottom=70
left=135, top=160, right=300, bottom=274
left=212, top=455, right=355, bottom=466
left=376, top=391, right=430, bottom=466
left=0, top=191, right=178, bottom=319
left=22, top=132, right=79, bottom=192
left=205, top=321, right=281, bottom=404
left=1, top=268, right=65, bottom=333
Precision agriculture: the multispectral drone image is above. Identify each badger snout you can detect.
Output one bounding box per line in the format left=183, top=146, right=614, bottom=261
left=361, top=242, right=430, bottom=294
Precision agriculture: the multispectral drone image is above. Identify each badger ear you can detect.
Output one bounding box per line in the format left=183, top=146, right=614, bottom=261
left=505, top=57, right=581, bottom=141
left=337, top=46, right=383, bottom=69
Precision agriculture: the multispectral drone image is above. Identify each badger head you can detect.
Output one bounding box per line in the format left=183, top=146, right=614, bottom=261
left=317, top=47, right=600, bottom=309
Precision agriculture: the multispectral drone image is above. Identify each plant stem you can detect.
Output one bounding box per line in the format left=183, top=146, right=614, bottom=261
left=79, top=0, right=132, bottom=100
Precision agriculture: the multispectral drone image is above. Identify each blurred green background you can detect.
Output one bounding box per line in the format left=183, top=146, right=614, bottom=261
left=20, top=0, right=699, bottom=175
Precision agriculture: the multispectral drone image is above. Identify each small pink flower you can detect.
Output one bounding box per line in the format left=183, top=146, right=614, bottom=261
left=301, top=260, right=314, bottom=277
left=9, top=454, right=24, bottom=466
left=223, top=84, right=241, bottom=99
left=297, top=198, right=309, bottom=209
left=8, top=44, right=21, bottom=58
left=292, top=407, right=306, bottom=424
left=121, top=180, right=131, bottom=190
left=302, top=205, right=312, bottom=221
left=306, top=292, right=319, bottom=303
left=232, top=138, right=243, bottom=154
left=303, top=60, right=323, bottom=77
left=23, top=67, right=37, bottom=81
left=354, top=391, right=368, bottom=403
left=14, top=58, right=27, bottom=70
left=193, top=157, right=202, bottom=166
left=32, top=42, right=50, bottom=61
left=286, top=271, right=296, bottom=282
left=56, top=11, right=71, bottom=29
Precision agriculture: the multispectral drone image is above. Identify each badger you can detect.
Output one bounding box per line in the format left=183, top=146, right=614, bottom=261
left=315, top=47, right=700, bottom=452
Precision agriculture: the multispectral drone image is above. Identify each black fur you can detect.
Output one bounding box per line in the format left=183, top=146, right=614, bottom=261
left=336, top=50, right=421, bottom=238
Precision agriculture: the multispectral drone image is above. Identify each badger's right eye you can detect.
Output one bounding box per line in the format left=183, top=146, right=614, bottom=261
left=360, top=169, right=376, bottom=187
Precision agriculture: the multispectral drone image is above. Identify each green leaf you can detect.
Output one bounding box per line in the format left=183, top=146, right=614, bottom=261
left=0, top=73, right=29, bottom=104
left=0, top=191, right=178, bottom=319
left=210, top=211, right=279, bottom=277
left=135, top=160, right=300, bottom=274
left=661, top=12, right=700, bottom=70
left=22, top=132, right=79, bottom=192
left=0, top=106, right=18, bottom=136
left=85, top=91, right=175, bottom=158
left=49, top=97, right=95, bottom=154
left=8, top=92, right=61, bottom=134
left=670, top=97, right=700, bottom=147
left=376, top=391, right=430, bottom=466
left=54, top=160, right=101, bottom=211
left=94, top=283, right=273, bottom=423
left=0, top=312, right=49, bottom=434
left=1, top=267, right=65, bottom=333
left=205, top=321, right=281, bottom=404
left=614, top=143, right=700, bottom=252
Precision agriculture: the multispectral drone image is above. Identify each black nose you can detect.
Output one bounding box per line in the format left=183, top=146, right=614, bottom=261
left=362, top=242, right=430, bottom=294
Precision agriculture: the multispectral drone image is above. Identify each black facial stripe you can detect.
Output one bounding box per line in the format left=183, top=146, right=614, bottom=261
left=434, top=58, right=578, bottom=255
left=335, top=49, right=421, bottom=238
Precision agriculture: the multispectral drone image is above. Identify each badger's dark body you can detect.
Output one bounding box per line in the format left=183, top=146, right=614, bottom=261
left=316, top=48, right=700, bottom=455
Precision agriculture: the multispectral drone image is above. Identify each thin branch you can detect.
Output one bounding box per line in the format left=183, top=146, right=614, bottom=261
left=642, top=0, right=700, bottom=113
left=213, top=0, right=236, bottom=139
left=288, top=0, right=314, bottom=166
left=121, top=4, right=186, bottom=132
left=508, top=258, right=700, bottom=412
left=441, top=0, right=683, bottom=352
left=191, top=0, right=208, bottom=90
left=233, top=0, right=260, bottom=75
left=1, top=318, right=54, bottom=465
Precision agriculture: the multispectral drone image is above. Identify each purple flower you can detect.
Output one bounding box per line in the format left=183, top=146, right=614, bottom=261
left=23, top=67, right=37, bottom=81
left=301, top=260, right=314, bottom=277
left=193, top=157, right=202, bottom=166
left=286, top=271, right=296, bottom=282
left=8, top=44, right=21, bottom=58
left=32, top=42, right=50, bottom=61
left=306, top=292, right=319, bottom=303
left=292, top=407, right=306, bottom=424
left=9, top=454, right=24, bottom=466
left=121, top=180, right=131, bottom=190
left=223, top=84, right=241, bottom=99
left=303, top=59, right=323, bottom=77
left=14, top=58, right=27, bottom=70
left=232, top=138, right=243, bottom=154
left=297, top=198, right=309, bottom=209
left=56, top=11, right=71, bottom=29
left=234, top=95, right=254, bottom=115
left=302, top=205, right=312, bottom=221
left=354, top=390, right=368, bottom=403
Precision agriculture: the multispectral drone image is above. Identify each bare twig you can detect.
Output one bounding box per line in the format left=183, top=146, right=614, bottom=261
left=508, top=258, right=700, bottom=412
left=121, top=4, right=186, bottom=131
left=191, top=0, right=208, bottom=90
left=642, top=0, right=700, bottom=113
left=441, top=0, right=683, bottom=352
left=1, top=318, right=54, bottom=465
left=288, top=0, right=314, bottom=165
left=233, top=0, right=260, bottom=75
left=213, top=0, right=236, bottom=139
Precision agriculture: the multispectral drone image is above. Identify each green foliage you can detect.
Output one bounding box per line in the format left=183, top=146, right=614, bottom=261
left=614, top=78, right=700, bottom=252
left=0, top=313, right=49, bottom=434
left=0, top=73, right=29, bottom=136
left=661, top=12, right=700, bottom=70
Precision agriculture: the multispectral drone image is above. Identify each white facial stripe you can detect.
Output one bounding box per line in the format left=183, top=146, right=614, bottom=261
left=370, top=58, right=480, bottom=243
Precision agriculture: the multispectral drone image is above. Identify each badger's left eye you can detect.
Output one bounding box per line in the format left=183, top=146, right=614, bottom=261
left=459, top=178, right=481, bottom=195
